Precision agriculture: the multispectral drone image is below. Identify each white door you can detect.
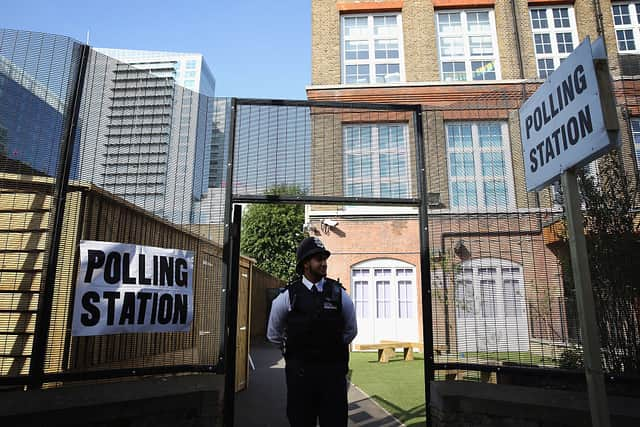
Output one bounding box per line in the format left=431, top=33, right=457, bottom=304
left=455, top=258, right=529, bottom=353
left=351, top=259, right=419, bottom=346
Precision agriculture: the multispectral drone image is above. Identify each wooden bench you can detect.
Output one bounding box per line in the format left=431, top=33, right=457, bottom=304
left=389, top=341, right=446, bottom=356
left=353, top=341, right=499, bottom=383
left=354, top=341, right=416, bottom=363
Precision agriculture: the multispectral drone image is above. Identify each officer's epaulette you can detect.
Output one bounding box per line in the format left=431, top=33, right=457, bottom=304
left=279, top=278, right=295, bottom=294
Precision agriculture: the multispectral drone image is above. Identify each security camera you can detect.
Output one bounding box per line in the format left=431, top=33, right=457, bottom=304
left=321, top=219, right=339, bottom=228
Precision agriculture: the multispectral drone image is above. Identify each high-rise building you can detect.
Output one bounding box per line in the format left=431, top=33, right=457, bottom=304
left=191, top=98, right=231, bottom=228
left=0, top=49, right=72, bottom=177
left=77, top=48, right=216, bottom=224
left=209, top=97, right=231, bottom=189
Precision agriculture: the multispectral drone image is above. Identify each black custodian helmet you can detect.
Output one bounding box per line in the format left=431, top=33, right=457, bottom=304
left=296, top=237, right=331, bottom=274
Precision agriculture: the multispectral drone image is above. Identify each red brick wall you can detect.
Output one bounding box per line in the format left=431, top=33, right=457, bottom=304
left=308, top=213, right=567, bottom=351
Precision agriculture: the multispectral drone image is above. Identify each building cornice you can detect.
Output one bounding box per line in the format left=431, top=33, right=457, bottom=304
left=337, top=1, right=403, bottom=14
left=432, top=0, right=495, bottom=10
left=306, top=79, right=541, bottom=91
left=306, top=80, right=541, bottom=109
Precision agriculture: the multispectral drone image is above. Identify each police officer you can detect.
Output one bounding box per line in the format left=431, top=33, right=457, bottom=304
left=267, top=237, right=357, bottom=427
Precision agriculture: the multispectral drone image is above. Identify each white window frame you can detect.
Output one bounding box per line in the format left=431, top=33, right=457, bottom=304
left=435, top=9, right=501, bottom=82
left=350, top=259, right=417, bottom=320
left=631, top=118, right=640, bottom=167
left=529, top=6, right=579, bottom=78
left=343, top=123, right=411, bottom=198
left=396, top=268, right=415, bottom=319
left=375, top=269, right=393, bottom=319
left=341, top=13, right=406, bottom=84
left=352, top=269, right=371, bottom=319
left=455, top=258, right=526, bottom=319
left=612, top=2, right=640, bottom=53
left=445, top=121, right=516, bottom=212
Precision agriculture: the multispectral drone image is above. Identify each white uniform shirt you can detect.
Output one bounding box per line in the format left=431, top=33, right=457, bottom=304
left=267, top=276, right=358, bottom=345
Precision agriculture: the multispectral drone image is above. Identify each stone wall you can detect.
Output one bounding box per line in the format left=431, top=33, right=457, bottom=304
left=431, top=381, right=640, bottom=427
left=0, top=374, right=223, bottom=427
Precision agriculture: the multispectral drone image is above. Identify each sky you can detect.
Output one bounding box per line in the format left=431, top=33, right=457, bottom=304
left=1, top=0, right=312, bottom=100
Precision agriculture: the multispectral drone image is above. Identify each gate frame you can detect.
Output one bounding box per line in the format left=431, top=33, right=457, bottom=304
left=219, top=98, right=433, bottom=427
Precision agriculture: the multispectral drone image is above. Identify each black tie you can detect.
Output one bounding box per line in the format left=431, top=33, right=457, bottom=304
left=311, top=284, right=319, bottom=295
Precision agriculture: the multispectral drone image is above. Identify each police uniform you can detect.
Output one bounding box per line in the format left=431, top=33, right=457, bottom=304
left=267, top=237, right=357, bottom=427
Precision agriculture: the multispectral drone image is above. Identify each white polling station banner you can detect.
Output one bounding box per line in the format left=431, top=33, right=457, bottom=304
left=72, top=240, right=194, bottom=336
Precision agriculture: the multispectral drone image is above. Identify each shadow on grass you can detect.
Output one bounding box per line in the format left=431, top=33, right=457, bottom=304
left=364, top=355, right=425, bottom=364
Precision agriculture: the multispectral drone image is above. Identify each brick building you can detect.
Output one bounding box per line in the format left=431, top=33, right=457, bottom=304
left=305, top=0, right=640, bottom=354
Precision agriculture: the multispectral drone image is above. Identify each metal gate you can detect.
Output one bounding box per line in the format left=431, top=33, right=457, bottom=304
left=221, top=99, right=431, bottom=424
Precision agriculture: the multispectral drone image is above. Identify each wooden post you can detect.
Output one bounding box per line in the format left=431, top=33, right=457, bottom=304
left=561, top=169, right=611, bottom=427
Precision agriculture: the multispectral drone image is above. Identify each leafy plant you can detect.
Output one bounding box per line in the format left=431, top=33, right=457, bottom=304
left=559, top=151, right=640, bottom=374
left=558, top=346, right=584, bottom=370
left=240, top=185, right=306, bottom=281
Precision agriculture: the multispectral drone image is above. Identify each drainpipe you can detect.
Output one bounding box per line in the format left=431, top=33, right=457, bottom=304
left=511, top=0, right=528, bottom=102
left=511, top=0, right=526, bottom=80
left=592, top=0, right=605, bottom=38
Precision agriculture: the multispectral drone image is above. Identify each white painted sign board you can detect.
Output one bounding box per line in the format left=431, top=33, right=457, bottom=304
left=520, top=37, right=618, bottom=192
left=72, top=240, right=194, bottom=336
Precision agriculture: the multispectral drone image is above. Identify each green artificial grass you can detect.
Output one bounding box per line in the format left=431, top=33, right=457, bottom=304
left=348, top=350, right=558, bottom=426
left=461, top=351, right=557, bottom=366
left=348, top=351, right=427, bottom=427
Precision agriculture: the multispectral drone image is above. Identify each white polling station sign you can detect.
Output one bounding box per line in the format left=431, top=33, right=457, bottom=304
left=520, top=37, right=618, bottom=191
left=72, top=240, right=194, bottom=336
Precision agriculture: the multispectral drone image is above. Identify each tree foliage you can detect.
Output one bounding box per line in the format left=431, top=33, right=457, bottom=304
left=240, top=186, right=306, bottom=281
left=559, top=151, right=640, bottom=374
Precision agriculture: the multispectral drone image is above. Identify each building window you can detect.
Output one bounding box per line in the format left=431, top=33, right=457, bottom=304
left=455, top=260, right=526, bottom=319
left=351, top=261, right=416, bottom=321
left=185, top=59, right=197, bottom=69
left=446, top=122, right=514, bottom=210
left=352, top=269, right=370, bottom=318
left=343, top=124, right=410, bottom=198
left=341, top=13, right=404, bottom=84
left=631, top=118, right=640, bottom=167
left=612, top=3, right=640, bottom=52
left=436, top=10, right=500, bottom=81
left=396, top=268, right=414, bottom=319
left=530, top=7, right=579, bottom=78
left=375, top=269, right=392, bottom=318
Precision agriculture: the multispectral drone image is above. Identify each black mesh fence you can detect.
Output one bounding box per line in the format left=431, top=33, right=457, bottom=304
left=1, top=26, right=639, bottom=399
left=232, top=99, right=421, bottom=204
left=0, top=29, right=85, bottom=382
left=421, top=83, right=639, bottom=388
left=421, top=97, right=573, bottom=381
left=0, top=29, right=228, bottom=385
left=56, top=47, right=226, bottom=377
left=232, top=86, right=640, bottom=393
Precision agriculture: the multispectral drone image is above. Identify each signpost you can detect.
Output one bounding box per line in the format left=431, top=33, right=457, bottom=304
left=519, top=37, right=618, bottom=427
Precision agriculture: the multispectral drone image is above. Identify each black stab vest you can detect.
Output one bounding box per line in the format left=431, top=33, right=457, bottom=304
left=284, top=277, right=348, bottom=363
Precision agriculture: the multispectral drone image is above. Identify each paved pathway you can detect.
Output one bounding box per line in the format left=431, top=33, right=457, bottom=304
left=235, top=341, right=402, bottom=427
